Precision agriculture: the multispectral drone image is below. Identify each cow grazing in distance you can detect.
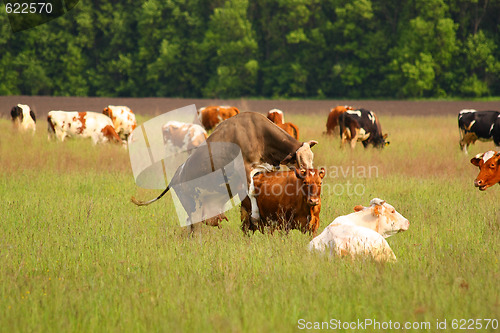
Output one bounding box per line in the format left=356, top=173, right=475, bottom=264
left=102, top=105, right=137, bottom=141
left=241, top=168, right=325, bottom=235
left=309, top=198, right=409, bottom=262
left=267, top=109, right=285, bottom=124
left=267, top=109, right=300, bottom=139
left=11, top=104, right=36, bottom=132
left=470, top=150, right=500, bottom=191
left=338, top=109, right=389, bottom=149
left=132, top=112, right=318, bottom=230
left=162, top=121, right=207, bottom=155
left=47, top=111, right=123, bottom=145
left=458, top=109, right=500, bottom=154
left=325, top=105, right=354, bottom=135
left=198, top=105, right=240, bottom=131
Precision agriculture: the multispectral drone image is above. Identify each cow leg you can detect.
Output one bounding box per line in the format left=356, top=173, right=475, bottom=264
left=240, top=197, right=258, bottom=234
left=459, top=129, right=466, bottom=153
left=203, top=213, right=228, bottom=228
left=340, top=129, right=350, bottom=148
left=350, top=129, right=359, bottom=150
left=248, top=173, right=261, bottom=224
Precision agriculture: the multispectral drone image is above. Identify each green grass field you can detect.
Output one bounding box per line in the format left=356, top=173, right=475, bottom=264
left=1, top=113, right=499, bottom=332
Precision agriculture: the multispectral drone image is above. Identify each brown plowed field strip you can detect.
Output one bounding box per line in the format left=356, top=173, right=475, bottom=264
left=1, top=95, right=499, bottom=119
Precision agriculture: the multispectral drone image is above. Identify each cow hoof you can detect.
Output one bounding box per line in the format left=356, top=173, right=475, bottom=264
left=250, top=216, right=260, bottom=227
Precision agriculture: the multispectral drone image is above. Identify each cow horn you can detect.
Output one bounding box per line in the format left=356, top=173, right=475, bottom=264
left=471, top=153, right=485, bottom=167
left=307, top=140, right=318, bottom=148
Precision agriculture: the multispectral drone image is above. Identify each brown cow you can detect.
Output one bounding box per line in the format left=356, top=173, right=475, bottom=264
left=325, top=105, right=354, bottom=135
left=199, top=106, right=240, bottom=130
left=241, top=168, right=325, bottom=235
left=471, top=150, right=500, bottom=191
left=267, top=109, right=300, bottom=139
left=267, top=109, right=285, bottom=124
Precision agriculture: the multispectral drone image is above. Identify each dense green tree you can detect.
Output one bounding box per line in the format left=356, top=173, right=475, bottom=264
left=202, top=0, right=258, bottom=97
left=1, top=0, right=499, bottom=98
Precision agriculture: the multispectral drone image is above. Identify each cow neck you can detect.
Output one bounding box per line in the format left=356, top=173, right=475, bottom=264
left=263, top=132, right=302, bottom=165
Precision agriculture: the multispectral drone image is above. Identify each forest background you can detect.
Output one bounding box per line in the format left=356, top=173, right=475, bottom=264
left=1, top=0, right=500, bottom=99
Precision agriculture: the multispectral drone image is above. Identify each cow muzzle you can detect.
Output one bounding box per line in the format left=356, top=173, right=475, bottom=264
left=308, top=198, right=320, bottom=206
left=474, top=179, right=488, bottom=191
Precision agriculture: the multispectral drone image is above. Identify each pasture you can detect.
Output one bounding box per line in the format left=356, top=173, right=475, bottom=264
left=0, top=111, right=499, bottom=332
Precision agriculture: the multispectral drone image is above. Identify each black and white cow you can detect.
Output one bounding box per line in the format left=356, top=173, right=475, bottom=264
left=458, top=109, right=500, bottom=154
left=11, top=104, right=36, bottom=132
left=338, top=108, right=389, bottom=149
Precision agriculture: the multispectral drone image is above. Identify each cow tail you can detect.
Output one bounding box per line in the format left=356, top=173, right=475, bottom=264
left=47, top=114, right=55, bottom=135
left=131, top=184, right=171, bottom=206
left=339, top=113, right=345, bottom=140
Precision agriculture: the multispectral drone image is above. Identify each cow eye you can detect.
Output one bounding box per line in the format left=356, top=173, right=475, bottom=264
left=491, top=163, right=496, bottom=169
left=391, top=209, right=395, bottom=214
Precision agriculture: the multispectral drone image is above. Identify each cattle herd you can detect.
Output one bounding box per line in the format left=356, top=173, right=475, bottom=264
left=9, top=102, right=500, bottom=262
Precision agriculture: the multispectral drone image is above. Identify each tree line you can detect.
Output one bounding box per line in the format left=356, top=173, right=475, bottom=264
left=1, top=0, right=499, bottom=99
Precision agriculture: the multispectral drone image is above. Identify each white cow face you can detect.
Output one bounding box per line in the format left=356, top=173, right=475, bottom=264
left=354, top=198, right=409, bottom=238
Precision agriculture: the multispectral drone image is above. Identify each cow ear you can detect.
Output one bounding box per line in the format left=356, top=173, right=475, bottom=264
left=383, top=133, right=388, bottom=140
left=319, top=167, right=326, bottom=179
left=300, top=168, right=307, bottom=178
left=372, top=204, right=383, bottom=217
left=281, top=152, right=295, bottom=165
left=353, top=205, right=364, bottom=212
left=470, top=154, right=483, bottom=167
left=307, top=140, right=318, bottom=148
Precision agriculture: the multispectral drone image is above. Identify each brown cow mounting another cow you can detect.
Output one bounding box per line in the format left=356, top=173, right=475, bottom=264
left=267, top=109, right=300, bottom=139
left=241, top=168, right=325, bottom=235
left=471, top=150, right=500, bottom=191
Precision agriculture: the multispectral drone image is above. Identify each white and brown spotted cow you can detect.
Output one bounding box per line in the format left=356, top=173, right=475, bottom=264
left=47, top=111, right=122, bottom=145
left=198, top=105, right=240, bottom=131
left=102, top=105, right=137, bottom=141
left=162, top=121, right=207, bottom=155
left=11, top=104, right=36, bottom=132
left=309, top=198, right=409, bottom=262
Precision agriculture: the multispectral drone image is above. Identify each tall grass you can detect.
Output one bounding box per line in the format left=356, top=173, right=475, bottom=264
left=0, top=115, right=499, bottom=332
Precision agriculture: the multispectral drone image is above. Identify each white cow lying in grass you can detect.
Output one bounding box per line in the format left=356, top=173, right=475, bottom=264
left=309, top=198, right=409, bottom=262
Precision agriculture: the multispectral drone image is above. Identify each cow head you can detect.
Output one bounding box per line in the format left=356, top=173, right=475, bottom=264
left=353, top=198, right=409, bottom=238
left=219, top=107, right=239, bottom=120
left=11, top=105, right=23, bottom=122
left=267, top=109, right=284, bottom=124
left=102, top=106, right=113, bottom=120
left=282, top=140, right=318, bottom=169
left=295, top=167, right=325, bottom=206
left=471, top=150, right=500, bottom=191
left=373, top=133, right=390, bottom=148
